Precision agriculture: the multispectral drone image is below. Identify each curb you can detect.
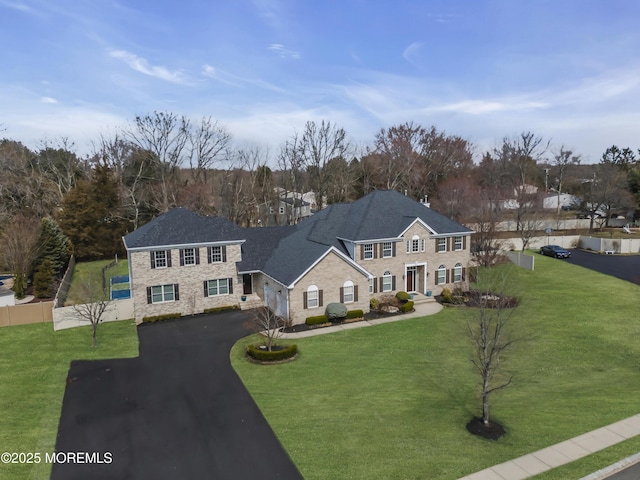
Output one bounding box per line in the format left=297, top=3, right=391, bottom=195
left=579, top=452, right=640, bottom=480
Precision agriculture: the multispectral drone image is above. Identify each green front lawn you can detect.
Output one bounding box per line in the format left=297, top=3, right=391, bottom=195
left=232, top=259, right=640, bottom=479
left=0, top=320, right=138, bottom=480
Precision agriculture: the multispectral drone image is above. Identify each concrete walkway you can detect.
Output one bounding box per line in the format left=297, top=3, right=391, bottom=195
left=275, top=301, right=640, bottom=480
left=458, top=414, right=640, bottom=480
left=279, top=300, right=443, bottom=339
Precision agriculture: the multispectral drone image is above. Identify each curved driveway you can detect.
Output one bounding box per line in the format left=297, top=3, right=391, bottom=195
left=52, top=312, right=302, bottom=480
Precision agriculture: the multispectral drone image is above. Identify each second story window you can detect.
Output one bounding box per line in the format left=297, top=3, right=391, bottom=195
left=412, top=235, right=420, bottom=253
left=208, top=245, right=227, bottom=263
left=151, top=250, right=171, bottom=269
left=180, top=248, right=199, bottom=266
left=454, top=236, right=464, bottom=250
left=279, top=206, right=285, bottom=215
left=437, top=238, right=447, bottom=252
left=382, top=242, right=393, bottom=258
left=363, top=243, right=373, bottom=260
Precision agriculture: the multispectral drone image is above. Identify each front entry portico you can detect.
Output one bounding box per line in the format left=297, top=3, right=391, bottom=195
left=405, top=262, right=427, bottom=294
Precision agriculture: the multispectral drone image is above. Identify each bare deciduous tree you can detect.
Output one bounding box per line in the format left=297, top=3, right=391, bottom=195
left=72, top=275, right=110, bottom=348
left=467, top=268, right=517, bottom=428
left=0, top=214, right=41, bottom=298
left=550, top=146, right=581, bottom=215
left=252, top=306, right=283, bottom=352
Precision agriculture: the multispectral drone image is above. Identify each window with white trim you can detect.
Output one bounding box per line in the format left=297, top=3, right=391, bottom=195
left=343, top=280, right=354, bottom=303
left=153, top=250, right=167, bottom=268
left=412, top=235, right=420, bottom=253
left=437, top=238, right=447, bottom=252
left=382, top=271, right=393, bottom=292
left=363, top=243, right=373, bottom=260
left=209, top=246, right=223, bottom=263
left=454, top=263, right=463, bottom=283
left=382, top=242, right=393, bottom=258
left=279, top=206, right=285, bottom=214
left=454, top=236, right=463, bottom=250
left=182, top=248, right=196, bottom=266
left=437, top=264, right=446, bottom=285
left=307, top=285, right=319, bottom=308
left=421, top=238, right=425, bottom=252
left=206, top=278, right=230, bottom=296
left=150, top=284, right=177, bottom=303
left=369, top=277, right=375, bottom=294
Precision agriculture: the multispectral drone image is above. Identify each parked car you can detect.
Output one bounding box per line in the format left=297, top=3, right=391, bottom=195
left=539, top=245, right=572, bottom=259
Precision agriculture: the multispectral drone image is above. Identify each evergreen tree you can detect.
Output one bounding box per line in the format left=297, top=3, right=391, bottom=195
left=33, top=216, right=72, bottom=277
left=33, top=257, right=55, bottom=298
left=57, top=166, right=127, bottom=260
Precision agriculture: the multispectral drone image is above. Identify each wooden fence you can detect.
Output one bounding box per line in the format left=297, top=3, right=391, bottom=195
left=0, top=301, right=54, bottom=327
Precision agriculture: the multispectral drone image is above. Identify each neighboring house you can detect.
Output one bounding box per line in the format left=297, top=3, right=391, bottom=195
left=123, top=190, right=473, bottom=325
left=259, top=195, right=312, bottom=226
left=543, top=193, right=580, bottom=210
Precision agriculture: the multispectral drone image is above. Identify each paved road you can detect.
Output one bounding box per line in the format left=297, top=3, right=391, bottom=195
left=605, top=461, right=640, bottom=479
left=51, top=312, right=302, bottom=480
left=564, top=249, right=640, bottom=285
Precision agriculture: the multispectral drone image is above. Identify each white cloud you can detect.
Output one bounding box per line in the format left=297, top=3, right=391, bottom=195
left=40, top=96, right=58, bottom=104
left=201, top=64, right=288, bottom=93
left=268, top=44, right=300, bottom=60
left=109, top=49, right=188, bottom=84
left=432, top=99, right=548, bottom=115
left=402, top=42, right=423, bottom=67
left=0, top=0, right=40, bottom=15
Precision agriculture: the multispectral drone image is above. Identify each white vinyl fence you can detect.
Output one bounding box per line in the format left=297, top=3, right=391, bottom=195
left=53, top=298, right=134, bottom=331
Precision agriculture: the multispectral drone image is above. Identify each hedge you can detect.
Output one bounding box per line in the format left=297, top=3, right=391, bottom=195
left=400, top=301, right=414, bottom=313
left=306, top=315, right=329, bottom=325
left=346, top=309, right=364, bottom=319
left=142, top=312, right=181, bottom=323
left=204, top=304, right=239, bottom=314
left=246, top=343, right=298, bottom=362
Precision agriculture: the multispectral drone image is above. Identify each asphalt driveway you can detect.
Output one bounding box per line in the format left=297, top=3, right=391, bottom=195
left=51, top=311, right=303, bottom=480
left=564, top=249, right=640, bottom=285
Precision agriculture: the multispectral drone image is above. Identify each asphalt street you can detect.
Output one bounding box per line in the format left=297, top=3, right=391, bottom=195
left=51, top=311, right=303, bottom=480
left=564, top=248, right=640, bottom=285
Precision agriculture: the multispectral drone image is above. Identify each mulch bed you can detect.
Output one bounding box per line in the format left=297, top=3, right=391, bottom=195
left=466, top=417, right=506, bottom=440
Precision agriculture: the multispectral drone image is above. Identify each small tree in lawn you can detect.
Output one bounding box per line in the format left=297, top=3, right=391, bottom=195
left=252, top=306, right=282, bottom=352
left=466, top=267, right=518, bottom=438
left=72, top=275, right=110, bottom=348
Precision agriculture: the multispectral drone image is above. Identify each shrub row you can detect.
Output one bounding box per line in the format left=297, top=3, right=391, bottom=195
left=345, top=309, right=364, bottom=319
left=204, top=304, right=239, bottom=314
left=246, top=344, right=298, bottom=362
left=142, top=312, right=181, bottom=323
left=306, top=315, right=329, bottom=325
left=400, top=301, right=414, bottom=313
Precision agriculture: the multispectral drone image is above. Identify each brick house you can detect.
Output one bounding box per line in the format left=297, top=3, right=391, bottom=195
left=122, top=190, right=473, bottom=324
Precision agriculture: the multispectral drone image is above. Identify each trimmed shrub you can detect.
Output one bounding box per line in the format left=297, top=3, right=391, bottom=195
left=396, top=291, right=410, bottom=302
left=346, top=309, right=364, bottom=319
left=370, top=298, right=380, bottom=310
left=441, top=288, right=453, bottom=303
left=306, top=315, right=329, bottom=326
left=400, top=301, right=414, bottom=313
left=246, top=343, right=297, bottom=362
left=142, top=312, right=181, bottom=323
left=204, top=304, right=239, bottom=314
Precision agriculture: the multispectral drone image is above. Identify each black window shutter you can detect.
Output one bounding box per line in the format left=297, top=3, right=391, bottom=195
left=373, top=278, right=378, bottom=293
left=207, top=247, right=212, bottom=264
left=195, top=248, right=200, bottom=264
left=392, top=243, right=396, bottom=257
left=303, top=292, right=308, bottom=309
left=166, top=250, right=172, bottom=267
left=222, top=246, right=227, bottom=262
left=391, top=276, right=396, bottom=291
left=360, top=245, right=364, bottom=260
left=379, top=277, right=383, bottom=291
left=354, top=285, right=359, bottom=302
left=435, top=271, right=439, bottom=285
left=150, top=252, right=155, bottom=269
left=463, top=236, right=467, bottom=250
left=180, top=249, right=184, bottom=266
left=339, top=287, right=344, bottom=303
left=228, top=278, right=233, bottom=294
left=174, top=284, right=179, bottom=301
left=319, top=290, right=323, bottom=307
left=373, top=244, right=378, bottom=259
left=146, top=287, right=152, bottom=304
left=462, top=267, right=466, bottom=280
left=446, top=270, right=450, bottom=284
left=203, top=281, right=208, bottom=297
left=435, top=240, right=438, bottom=253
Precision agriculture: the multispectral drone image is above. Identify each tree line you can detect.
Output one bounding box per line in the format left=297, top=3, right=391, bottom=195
left=2, top=112, right=640, bottom=297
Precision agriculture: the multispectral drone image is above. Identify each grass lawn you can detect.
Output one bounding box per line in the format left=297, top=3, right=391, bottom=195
left=65, top=259, right=129, bottom=305
left=0, top=320, right=139, bottom=480
left=232, top=258, right=640, bottom=479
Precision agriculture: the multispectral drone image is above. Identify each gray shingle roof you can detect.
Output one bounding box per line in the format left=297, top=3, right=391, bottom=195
left=122, top=190, right=472, bottom=286
left=122, top=208, right=245, bottom=249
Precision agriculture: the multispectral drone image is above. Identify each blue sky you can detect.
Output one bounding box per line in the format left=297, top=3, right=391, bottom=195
left=1, top=0, right=640, bottom=163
